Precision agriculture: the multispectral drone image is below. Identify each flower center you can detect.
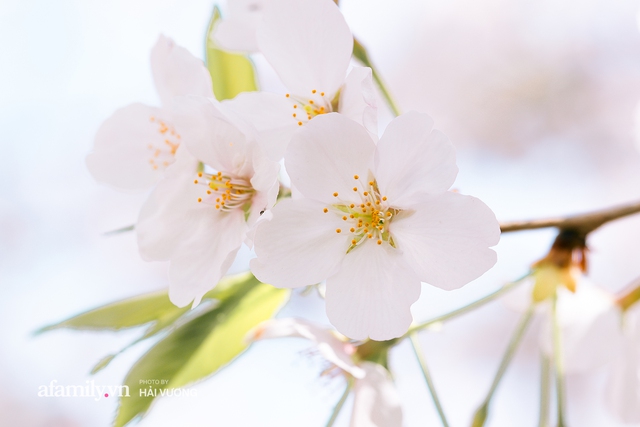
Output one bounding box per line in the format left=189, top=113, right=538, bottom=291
left=193, top=170, right=255, bottom=213
left=147, top=116, right=180, bottom=171
left=285, top=89, right=333, bottom=127
left=324, top=174, right=399, bottom=252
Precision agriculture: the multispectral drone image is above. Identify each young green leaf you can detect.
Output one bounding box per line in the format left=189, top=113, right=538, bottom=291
left=113, top=277, right=290, bottom=427
left=36, top=291, right=188, bottom=333
left=205, top=6, right=258, bottom=101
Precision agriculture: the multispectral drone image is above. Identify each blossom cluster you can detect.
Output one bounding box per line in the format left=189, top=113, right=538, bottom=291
left=80, top=0, right=640, bottom=425
left=88, top=0, right=500, bottom=342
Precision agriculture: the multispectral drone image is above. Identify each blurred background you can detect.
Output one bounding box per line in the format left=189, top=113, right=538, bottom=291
left=2, top=0, right=640, bottom=425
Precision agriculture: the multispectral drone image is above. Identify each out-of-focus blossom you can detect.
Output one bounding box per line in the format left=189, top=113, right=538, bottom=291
left=136, top=97, right=279, bottom=307
left=606, top=300, right=640, bottom=423
left=249, top=318, right=403, bottom=427
left=212, top=0, right=267, bottom=52
left=86, top=35, right=213, bottom=191
left=222, top=0, right=377, bottom=160
left=505, top=267, right=622, bottom=373
left=251, top=112, right=500, bottom=340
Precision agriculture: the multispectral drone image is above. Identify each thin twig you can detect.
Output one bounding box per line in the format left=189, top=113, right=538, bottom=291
left=552, top=295, right=567, bottom=427
left=538, top=354, right=551, bottom=427
left=405, top=276, right=527, bottom=336
left=325, top=378, right=352, bottom=427
left=500, top=200, right=640, bottom=234
left=410, top=334, right=450, bottom=427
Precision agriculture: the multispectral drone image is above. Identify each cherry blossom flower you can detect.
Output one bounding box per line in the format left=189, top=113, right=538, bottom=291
left=251, top=112, right=500, bottom=340
left=606, top=302, right=640, bottom=423
left=136, top=97, right=279, bottom=307
left=212, top=0, right=267, bottom=53
left=249, top=318, right=403, bottom=426
left=86, top=35, right=213, bottom=191
left=504, top=268, right=622, bottom=373
left=221, top=0, right=377, bottom=160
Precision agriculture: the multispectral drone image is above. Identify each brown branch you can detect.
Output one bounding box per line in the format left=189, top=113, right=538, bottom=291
left=500, top=200, right=640, bottom=235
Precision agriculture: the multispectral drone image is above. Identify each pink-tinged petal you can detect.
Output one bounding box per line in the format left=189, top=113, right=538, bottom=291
left=538, top=283, right=624, bottom=374
left=390, top=192, right=499, bottom=290
left=86, top=103, right=177, bottom=191
left=325, top=242, right=421, bottom=341
left=351, top=362, right=403, bottom=427
left=251, top=198, right=350, bottom=288
left=168, top=209, right=246, bottom=307
left=339, top=66, right=378, bottom=141
left=150, top=35, right=213, bottom=107
left=223, top=92, right=299, bottom=161
left=249, top=318, right=365, bottom=378
left=172, top=96, right=249, bottom=173
left=257, top=0, right=352, bottom=96
left=212, top=0, right=266, bottom=52
left=213, top=20, right=259, bottom=53
left=286, top=113, right=375, bottom=203
left=606, top=307, right=640, bottom=423
left=375, top=111, right=458, bottom=207
left=136, top=165, right=207, bottom=262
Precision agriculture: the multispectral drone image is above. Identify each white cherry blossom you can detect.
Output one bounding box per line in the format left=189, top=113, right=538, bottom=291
left=251, top=112, right=500, bottom=340
left=221, top=0, right=377, bottom=160
left=249, top=318, right=403, bottom=427
left=86, top=35, right=213, bottom=191
left=606, top=303, right=640, bottom=423
left=136, top=97, right=279, bottom=307
left=212, top=0, right=267, bottom=52
left=504, top=272, right=622, bottom=373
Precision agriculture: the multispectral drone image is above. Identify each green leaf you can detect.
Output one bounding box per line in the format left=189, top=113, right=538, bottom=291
left=205, top=6, right=258, bottom=101
left=37, top=291, right=189, bottom=333
left=37, top=272, right=254, bottom=334
left=91, top=354, right=117, bottom=375
left=114, top=277, right=290, bottom=427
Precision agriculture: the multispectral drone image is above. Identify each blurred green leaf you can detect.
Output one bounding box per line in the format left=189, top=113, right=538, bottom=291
left=114, top=276, right=289, bottom=427
left=37, top=291, right=189, bottom=333
left=205, top=6, right=258, bottom=101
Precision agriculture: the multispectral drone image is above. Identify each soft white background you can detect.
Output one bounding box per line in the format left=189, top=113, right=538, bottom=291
left=1, top=0, right=640, bottom=426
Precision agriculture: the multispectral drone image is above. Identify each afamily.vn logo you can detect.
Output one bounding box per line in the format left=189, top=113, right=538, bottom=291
left=38, top=380, right=129, bottom=401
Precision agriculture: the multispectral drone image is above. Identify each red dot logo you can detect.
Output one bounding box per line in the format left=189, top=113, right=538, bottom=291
left=104, top=393, right=109, bottom=398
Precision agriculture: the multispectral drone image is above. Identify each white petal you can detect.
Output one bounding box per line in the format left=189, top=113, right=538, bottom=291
left=538, top=283, right=624, bottom=374
left=86, top=103, right=176, bottom=191
left=257, top=0, right=353, bottom=96
left=390, top=192, right=500, bottom=290
left=286, top=113, right=375, bottom=203
left=172, top=96, right=249, bottom=173
left=339, top=66, right=378, bottom=141
left=136, top=166, right=208, bottom=262
left=168, top=209, right=246, bottom=307
left=223, top=92, right=300, bottom=161
left=606, top=306, right=640, bottom=423
left=150, top=35, right=213, bottom=107
left=213, top=20, right=260, bottom=53
left=250, top=318, right=365, bottom=378
left=350, top=362, right=403, bottom=427
left=212, top=0, right=266, bottom=52
left=375, top=111, right=458, bottom=207
left=250, top=198, right=350, bottom=288
left=325, top=241, right=421, bottom=341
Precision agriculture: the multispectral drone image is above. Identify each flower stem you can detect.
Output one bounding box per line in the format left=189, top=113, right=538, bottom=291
left=325, top=378, right=353, bottom=427
left=552, top=295, right=567, bottom=427
left=352, top=38, right=402, bottom=117
left=410, top=333, right=450, bottom=427
left=539, top=354, right=551, bottom=427
left=474, top=305, right=534, bottom=423
left=405, top=277, right=527, bottom=336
